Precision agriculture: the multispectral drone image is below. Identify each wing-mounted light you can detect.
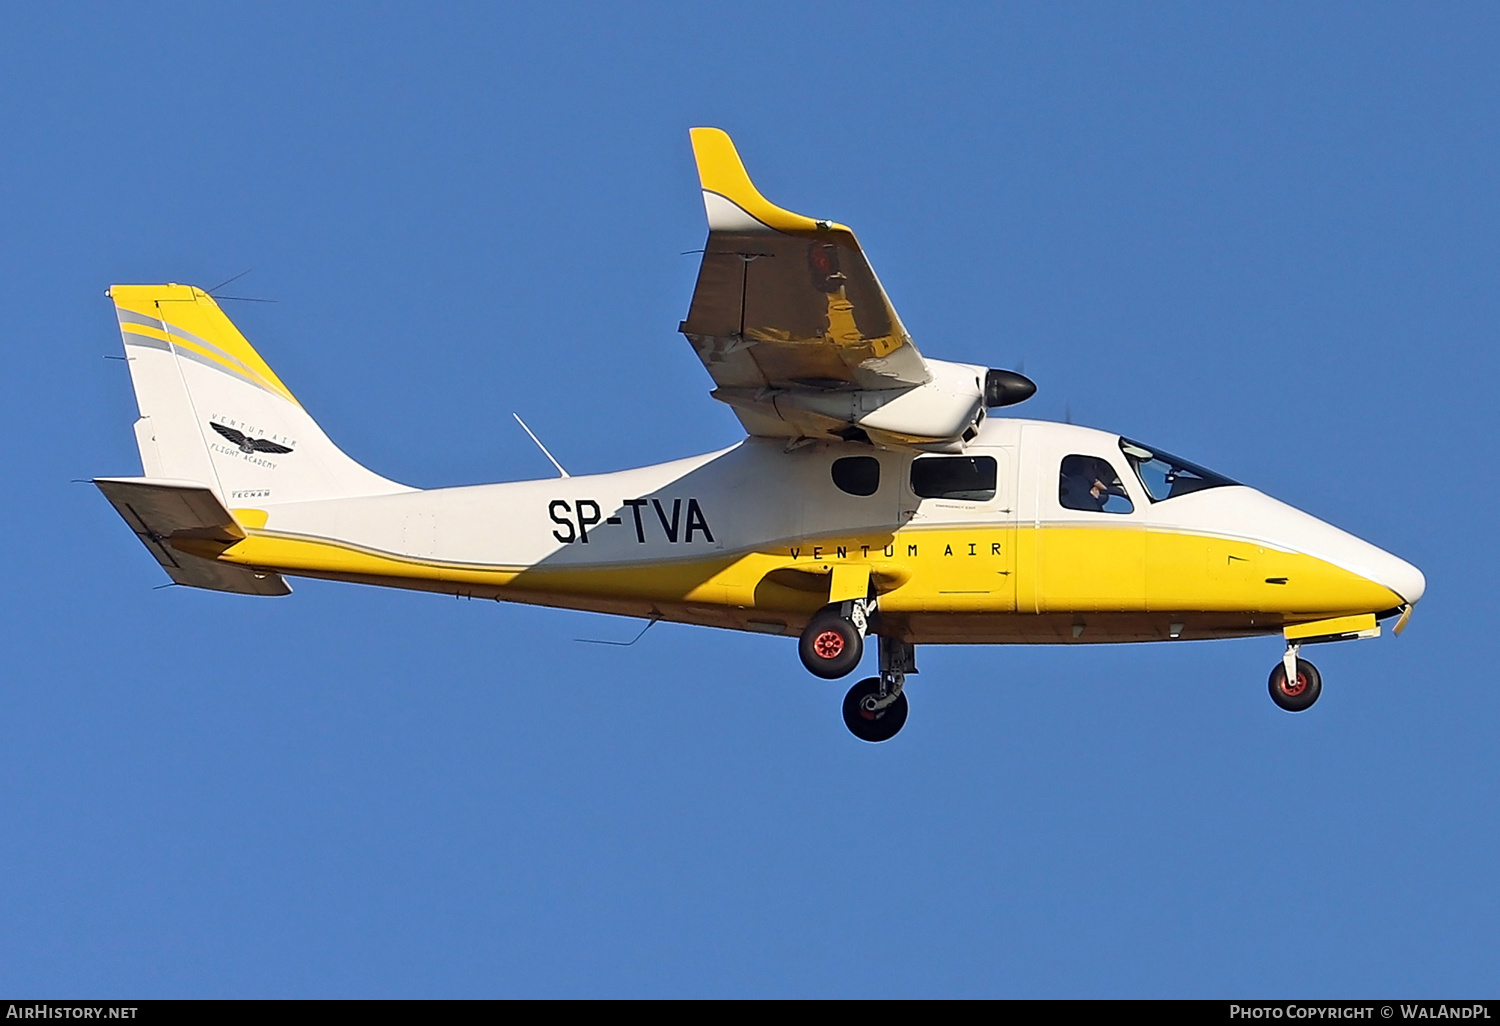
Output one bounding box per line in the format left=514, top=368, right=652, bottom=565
left=984, top=369, right=1037, bottom=408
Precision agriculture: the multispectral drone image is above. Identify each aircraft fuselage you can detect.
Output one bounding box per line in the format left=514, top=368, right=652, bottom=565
left=207, top=417, right=1423, bottom=646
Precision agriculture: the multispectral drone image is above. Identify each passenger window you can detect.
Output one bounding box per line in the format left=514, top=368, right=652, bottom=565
left=831, top=456, right=880, bottom=496
left=1059, top=455, right=1134, bottom=514
left=911, top=455, right=997, bottom=501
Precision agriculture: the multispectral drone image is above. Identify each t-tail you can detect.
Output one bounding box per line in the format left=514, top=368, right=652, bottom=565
left=96, top=284, right=411, bottom=595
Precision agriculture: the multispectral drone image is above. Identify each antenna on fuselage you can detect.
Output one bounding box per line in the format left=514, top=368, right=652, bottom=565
left=512, top=413, right=569, bottom=478
left=575, top=617, right=660, bottom=646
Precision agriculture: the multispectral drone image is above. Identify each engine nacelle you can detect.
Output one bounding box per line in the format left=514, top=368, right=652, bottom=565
left=710, top=360, right=1038, bottom=451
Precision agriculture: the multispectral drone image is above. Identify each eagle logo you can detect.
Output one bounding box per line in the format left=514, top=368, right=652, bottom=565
left=211, top=421, right=294, bottom=455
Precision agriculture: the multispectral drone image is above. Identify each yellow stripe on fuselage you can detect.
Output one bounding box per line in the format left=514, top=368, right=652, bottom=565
left=204, top=522, right=1402, bottom=636
left=1014, top=524, right=1398, bottom=617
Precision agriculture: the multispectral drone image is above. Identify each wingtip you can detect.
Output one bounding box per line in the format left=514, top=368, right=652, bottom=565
left=688, top=126, right=756, bottom=200
left=688, top=127, right=830, bottom=234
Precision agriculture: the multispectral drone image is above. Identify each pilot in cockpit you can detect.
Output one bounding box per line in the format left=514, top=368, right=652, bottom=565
left=1060, top=455, right=1129, bottom=513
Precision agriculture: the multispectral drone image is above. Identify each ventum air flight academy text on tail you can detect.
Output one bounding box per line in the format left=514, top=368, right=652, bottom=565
left=96, top=128, right=1425, bottom=741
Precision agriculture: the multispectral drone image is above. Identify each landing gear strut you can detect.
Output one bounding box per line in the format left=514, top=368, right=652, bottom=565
left=842, top=636, right=915, bottom=743
left=1269, top=642, right=1322, bottom=712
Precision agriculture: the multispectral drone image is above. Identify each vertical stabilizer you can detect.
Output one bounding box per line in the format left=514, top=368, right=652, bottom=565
left=109, top=284, right=410, bottom=506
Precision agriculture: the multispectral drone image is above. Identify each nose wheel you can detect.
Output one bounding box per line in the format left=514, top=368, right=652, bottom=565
left=1269, top=648, right=1322, bottom=712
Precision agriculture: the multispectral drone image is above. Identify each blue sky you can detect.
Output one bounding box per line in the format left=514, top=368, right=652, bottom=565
left=2, top=2, right=1497, bottom=997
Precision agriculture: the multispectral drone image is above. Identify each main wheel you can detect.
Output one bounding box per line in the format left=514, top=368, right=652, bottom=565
left=842, top=677, right=909, bottom=742
left=1268, top=657, right=1322, bottom=712
left=798, top=612, right=864, bottom=679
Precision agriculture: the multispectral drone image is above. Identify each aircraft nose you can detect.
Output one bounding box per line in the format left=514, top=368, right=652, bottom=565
left=1306, top=526, right=1426, bottom=608
left=1298, top=519, right=1427, bottom=608
left=1377, top=553, right=1426, bottom=606
left=1209, top=489, right=1426, bottom=610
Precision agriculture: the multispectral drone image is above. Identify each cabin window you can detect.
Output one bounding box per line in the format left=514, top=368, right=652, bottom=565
left=1059, top=455, right=1135, bottom=514
left=1119, top=438, right=1237, bottom=502
left=910, top=455, right=997, bottom=502
left=831, top=456, right=881, bottom=496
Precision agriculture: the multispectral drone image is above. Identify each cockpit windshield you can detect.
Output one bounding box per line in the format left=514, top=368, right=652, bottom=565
left=1118, top=438, right=1238, bottom=502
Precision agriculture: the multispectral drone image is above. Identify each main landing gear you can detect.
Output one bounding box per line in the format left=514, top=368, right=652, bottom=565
left=797, top=602, right=914, bottom=742
left=1269, top=641, right=1322, bottom=712
left=843, top=636, right=915, bottom=743
left=798, top=600, right=869, bottom=680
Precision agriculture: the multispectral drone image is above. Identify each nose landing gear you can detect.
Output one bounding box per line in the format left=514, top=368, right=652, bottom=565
left=1269, top=642, right=1322, bottom=712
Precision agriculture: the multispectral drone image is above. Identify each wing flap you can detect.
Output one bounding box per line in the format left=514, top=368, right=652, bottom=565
left=95, top=477, right=291, bottom=596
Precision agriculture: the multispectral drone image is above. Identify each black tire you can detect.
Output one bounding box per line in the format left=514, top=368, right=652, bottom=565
left=842, top=677, right=909, bottom=742
left=1268, top=657, right=1322, bottom=712
left=798, top=612, right=864, bottom=679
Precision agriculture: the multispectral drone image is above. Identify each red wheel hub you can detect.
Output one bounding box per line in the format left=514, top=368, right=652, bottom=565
left=813, top=630, right=846, bottom=659
left=1281, top=671, right=1307, bottom=697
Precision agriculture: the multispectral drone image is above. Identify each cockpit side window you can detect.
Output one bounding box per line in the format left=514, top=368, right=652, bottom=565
left=1119, top=438, right=1237, bottom=502
left=1059, top=455, right=1135, bottom=514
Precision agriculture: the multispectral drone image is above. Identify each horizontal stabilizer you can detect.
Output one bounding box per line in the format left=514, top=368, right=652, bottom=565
left=95, top=477, right=290, bottom=596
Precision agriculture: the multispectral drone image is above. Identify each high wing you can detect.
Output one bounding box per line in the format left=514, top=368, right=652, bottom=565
left=680, top=129, right=1030, bottom=450
left=681, top=127, right=928, bottom=395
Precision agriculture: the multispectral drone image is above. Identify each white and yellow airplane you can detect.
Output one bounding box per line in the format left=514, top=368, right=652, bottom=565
left=97, top=128, right=1424, bottom=741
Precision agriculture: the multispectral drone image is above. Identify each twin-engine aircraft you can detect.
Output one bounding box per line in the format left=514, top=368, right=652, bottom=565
left=97, top=128, right=1425, bottom=741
